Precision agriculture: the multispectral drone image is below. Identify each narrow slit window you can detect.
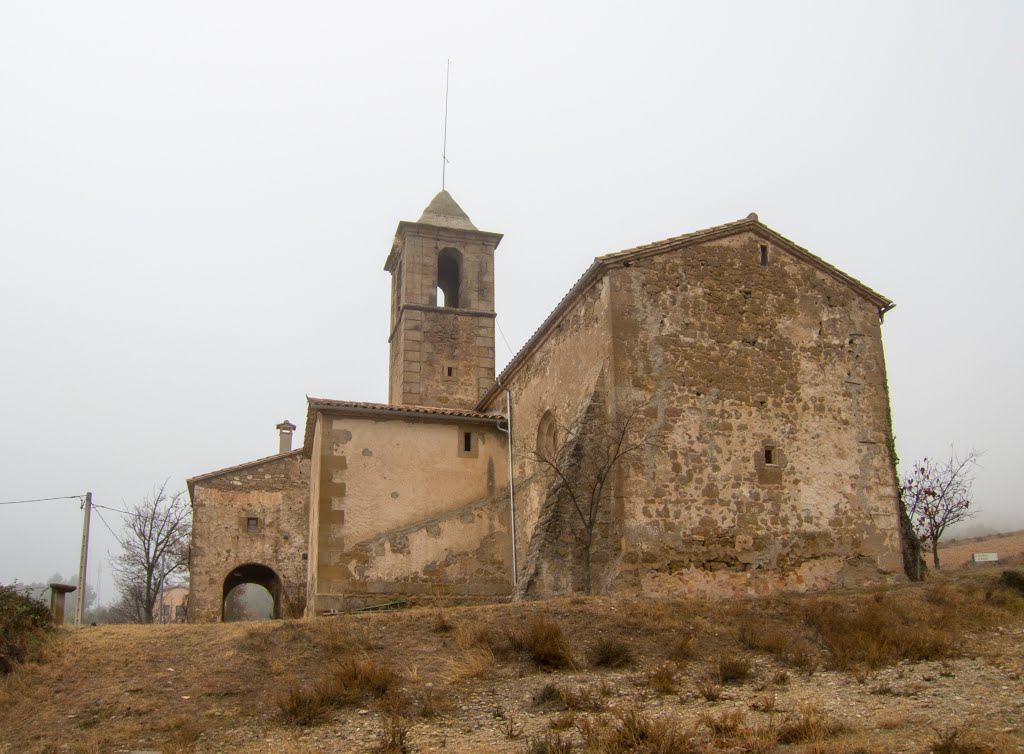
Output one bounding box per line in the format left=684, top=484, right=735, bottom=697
left=764, top=447, right=775, bottom=465
left=463, top=432, right=472, bottom=453
left=446, top=366, right=454, bottom=377
left=759, top=244, right=769, bottom=267
left=246, top=517, right=258, bottom=532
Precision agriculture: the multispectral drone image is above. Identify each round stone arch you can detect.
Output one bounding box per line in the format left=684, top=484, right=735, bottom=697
left=221, top=563, right=282, bottom=621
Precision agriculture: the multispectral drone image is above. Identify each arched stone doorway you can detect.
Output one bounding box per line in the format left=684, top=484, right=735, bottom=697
left=222, top=563, right=281, bottom=621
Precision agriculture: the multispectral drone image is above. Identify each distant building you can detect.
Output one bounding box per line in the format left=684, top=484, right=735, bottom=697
left=187, top=192, right=907, bottom=621
left=154, top=584, right=188, bottom=624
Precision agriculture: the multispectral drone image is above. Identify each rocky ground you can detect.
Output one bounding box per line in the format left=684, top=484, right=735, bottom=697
left=2, top=570, right=1023, bottom=754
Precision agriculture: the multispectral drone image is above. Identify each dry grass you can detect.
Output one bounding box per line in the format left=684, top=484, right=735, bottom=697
left=526, top=731, right=574, bottom=754
left=698, top=707, right=745, bottom=736
left=578, top=707, right=701, bottom=754
left=453, top=615, right=574, bottom=670
left=775, top=704, right=847, bottom=744
left=278, top=656, right=400, bottom=725
left=930, top=725, right=997, bottom=754
left=697, top=678, right=722, bottom=701
left=2, top=571, right=1023, bottom=753
left=715, top=653, right=753, bottom=684
left=646, top=662, right=678, bottom=694
left=588, top=638, right=633, bottom=668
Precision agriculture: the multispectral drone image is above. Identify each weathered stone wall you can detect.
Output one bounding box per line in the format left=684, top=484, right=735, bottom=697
left=480, top=275, right=616, bottom=595
left=606, top=231, right=903, bottom=596
left=388, top=225, right=499, bottom=408
left=310, top=412, right=512, bottom=612
left=189, top=452, right=311, bottom=622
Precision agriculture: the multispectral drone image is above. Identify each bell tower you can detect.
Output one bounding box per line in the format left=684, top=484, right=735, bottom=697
left=384, top=191, right=503, bottom=408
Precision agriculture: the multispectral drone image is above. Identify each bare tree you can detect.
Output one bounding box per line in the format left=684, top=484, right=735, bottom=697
left=900, top=448, right=981, bottom=570
left=110, top=480, right=191, bottom=624
left=528, top=400, right=660, bottom=594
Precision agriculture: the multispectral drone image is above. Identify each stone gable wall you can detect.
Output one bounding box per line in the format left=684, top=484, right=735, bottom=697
left=189, top=453, right=310, bottom=622
left=607, top=231, right=903, bottom=595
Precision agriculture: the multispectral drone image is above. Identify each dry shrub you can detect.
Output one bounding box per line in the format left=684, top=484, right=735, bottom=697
left=716, top=654, right=753, bottom=684
left=775, top=704, right=846, bottom=744
left=532, top=682, right=604, bottom=712
left=804, top=597, right=952, bottom=669
left=0, top=585, right=53, bottom=675
left=533, top=682, right=566, bottom=709
left=278, top=656, right=400, bottom=725
left=407, top=683, right=451, bottom=719
left=376, top=711, right=412, bottom=753
left=580, top=707, right=700, bottom=754
left=738, top=618, right=816, bottom=672
left=997, top=569, right=1024, bottom=594
left=588, top=638, right=633, bottom=668
left=446, top=645, right=495, bottom=680
left=278, top=684, right=331, bottom=726
left=456, top=616, right=574, bottom=669
left=749, top=694, right=778, bottom=714
left=527, top=731, right=574, bottom=754
left=698, top=708, right=745, bottom=736
left=550, top=711, right=577, bottom=730
left=332, top=656, right=399, bottom=700
left=931, top=725, right=995, bottom=754
left=507, top=616, right=575, bottom=669
left=697, top=678, right=722, bottom=701
left=668, top=636, right=697, bottom=662
left=647, top=663, right=678, bottom=694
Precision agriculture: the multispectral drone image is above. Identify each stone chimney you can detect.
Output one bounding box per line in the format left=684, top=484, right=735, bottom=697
left=276, top=420, right=296, bottom=454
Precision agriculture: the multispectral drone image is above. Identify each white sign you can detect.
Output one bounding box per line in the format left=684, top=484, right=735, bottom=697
left=972, top=552, right=999, bottom=563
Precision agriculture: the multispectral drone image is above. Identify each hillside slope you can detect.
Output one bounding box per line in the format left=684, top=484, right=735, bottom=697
left=1, top=572, right=1023, bottom=754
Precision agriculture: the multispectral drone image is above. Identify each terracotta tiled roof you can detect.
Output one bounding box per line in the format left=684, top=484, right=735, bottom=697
left=302, top=397, right=505, bottom=454
left=476, top=216, right=894, bottom=409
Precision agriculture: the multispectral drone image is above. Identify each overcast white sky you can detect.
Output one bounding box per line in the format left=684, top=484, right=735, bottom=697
left=2, top=2, right=1022, bottom=602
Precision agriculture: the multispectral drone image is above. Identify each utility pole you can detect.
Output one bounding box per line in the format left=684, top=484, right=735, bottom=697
left=74, top=492, right=92, bottom=625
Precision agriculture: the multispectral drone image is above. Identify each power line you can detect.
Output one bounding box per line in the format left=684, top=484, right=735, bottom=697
left=495, top=317, right=516, bottom=358
left=0, top=494, right=83, bottom=506
left=91, top=506, right=121, bottom=543
left=92, top=503, right=132, bottom=516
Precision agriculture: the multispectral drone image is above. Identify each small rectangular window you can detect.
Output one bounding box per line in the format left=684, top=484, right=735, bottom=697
left=759, top=244, right=769, bottom=267
left=246, top=516, right=258, bottom=532
left=463, top=432, right=472, bottom=453
left=764, top=447, right=775, bottom=465
left=446, top=366, right=454, bottom=378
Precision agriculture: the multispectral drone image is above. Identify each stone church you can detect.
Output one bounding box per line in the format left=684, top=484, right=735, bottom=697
left=186, top=191, right=906, bottom=622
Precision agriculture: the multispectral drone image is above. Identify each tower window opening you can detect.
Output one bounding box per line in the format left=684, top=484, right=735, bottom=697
left=760, top=244, right=769, bottom=267
left=463, top=432, right=472, bottom=452
left=764, top=447, right=775, bottom=465
left=246, top=517, right=259, bottom=532
left=437, top=248, right=462, bottom=308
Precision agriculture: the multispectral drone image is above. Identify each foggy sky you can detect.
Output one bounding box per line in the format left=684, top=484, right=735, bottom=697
left=2, top=2, right=1022, bottom=602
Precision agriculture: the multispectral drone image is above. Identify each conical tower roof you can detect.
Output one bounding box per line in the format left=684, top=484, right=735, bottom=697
left=417, top=190, right=478, bottom=231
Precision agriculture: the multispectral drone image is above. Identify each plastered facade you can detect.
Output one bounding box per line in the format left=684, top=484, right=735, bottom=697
left=308, top=410, right=511, bottom=613
left=187, top=193, right=905, bottom=621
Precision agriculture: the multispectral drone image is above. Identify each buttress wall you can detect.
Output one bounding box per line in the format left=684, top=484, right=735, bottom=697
left=480, top=275, right=617, bottom=595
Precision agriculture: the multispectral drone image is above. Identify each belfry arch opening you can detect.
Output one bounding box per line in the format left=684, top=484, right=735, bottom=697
left=436, top=248, right=462, bottom=308
left=222, top=563, right=281, bottom=622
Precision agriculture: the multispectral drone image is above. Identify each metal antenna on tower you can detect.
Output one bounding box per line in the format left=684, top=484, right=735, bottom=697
left=442, top=58, right=451, bottom=191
